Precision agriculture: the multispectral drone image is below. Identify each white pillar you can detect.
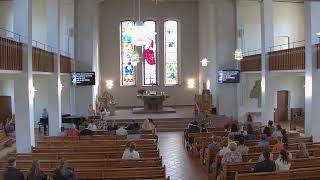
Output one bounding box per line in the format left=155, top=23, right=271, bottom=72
left=47, top=0, right=62, bottom=136
left=260, top=0, right=274, bottom=125
left=304, top=1, right=320, bottom=139
left=74, top=0, right=101, bottom=115
left=13, top=0, right=35, bottom=153
left=198, top=0, right=217, bottom=107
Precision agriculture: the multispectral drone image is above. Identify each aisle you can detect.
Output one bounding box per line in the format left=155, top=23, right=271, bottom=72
left=158, top=132, right=212, bottom=180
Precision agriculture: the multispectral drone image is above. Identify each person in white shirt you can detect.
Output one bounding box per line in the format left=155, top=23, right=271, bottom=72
left=122, top=142, right=140, bottom=160
left=87, top=104, right=96, bottom=116
left=272, top=125, right=283, bottom=139
left=87, top=120, right=97, bottom=131
left=116, top=123, right=128, bottom=136
left=219, top=139, right=231, bottom=156
left=275, top=149, right=291, bottom=171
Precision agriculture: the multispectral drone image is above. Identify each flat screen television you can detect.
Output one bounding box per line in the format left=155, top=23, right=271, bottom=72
left=218, top=70, right=240, bottom=84
left=71, top=72, right=95, bottom=86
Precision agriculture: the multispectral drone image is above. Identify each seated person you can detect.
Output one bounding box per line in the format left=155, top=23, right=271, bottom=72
left=87, top=120, right=97, bottom=131
left=3, top=158, right=24, bottom=180
left=122, top=142, right=140, bottom=159
left=200, top=124, right=207, bottom=133
left=272, top=136, right=284, bottom=153
left=296, top=143, right=309, bottom=159
left=254, top=151, right=276, bottom=172
left=258, top=145, right=274, bottom=162
left=221, top=142, right=242, bottom=165
left=116, top=123, right=128, bottom=136
left=27, top=160, right=47, bottom=180
left=244, top=114, right=253, bottom=126
left=257, top=134, right=269, bottom=147
left=229, top=123, right=241, bottom=137
left=80, top=124, right=94, bottom=136
left=208, top=136, right=221, bottom=151
left=236, top=137, right=249, bottom=155
left=275, top=149, right=291, bottom=171
left=42, top=108, right=48, bottom=119
left=187, top=121, right=200, bottom=133
left=4, top=117, right=15, bottom=134
left=262, top=126, right=272, bottom=138
left=127, top=120, right=139, bottom=130
left=66, top=124, right=80, bottom=137
left=59, top=127, right=66, bottom=136
left=272, top=125, right=283, bottom=139
left=53, top=160, right=77, bottom=180
left=281, top=129, right=288, bottom=145
left=218, top=139, right=231, bottom=156
left=245, top=124, right=256, bottom=140
left=87, top=104, right=95, bottom=116
left=268, top=120, right=275, bottom=134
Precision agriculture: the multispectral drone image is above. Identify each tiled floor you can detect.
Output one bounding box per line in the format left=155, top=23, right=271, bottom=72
left=158, top=132, right=212, bottom=180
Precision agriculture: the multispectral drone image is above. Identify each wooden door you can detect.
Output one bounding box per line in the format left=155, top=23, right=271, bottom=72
left=0, top=96, right=12, bottom=124
left=276, top=91, right=288, bottom=122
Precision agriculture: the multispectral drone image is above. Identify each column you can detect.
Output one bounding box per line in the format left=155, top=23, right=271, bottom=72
left=47, top=0, right=62, bottom=136
left=304, top=1, right=320, bottom=139
left=74, top=0, right=101, bottom=115
left=260, top=0, right=274, bottom=125
left=13, top=0, right=35, bottom=153
left=198, top=0, right=217, bottom=106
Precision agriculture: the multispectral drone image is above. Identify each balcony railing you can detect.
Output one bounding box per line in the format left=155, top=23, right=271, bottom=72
left=268, top=46, right=305, bottom=71
left=317, top=44, right=320, bottom=69
left=240, top=54, right=261, bottom=72
left=0, top=27, right=72, bottom=73
left=0, top=37, right=23, bottom=71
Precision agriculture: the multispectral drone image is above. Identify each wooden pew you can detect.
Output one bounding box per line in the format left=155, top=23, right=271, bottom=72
left=0, top=129, right=13, bottom=148
left=289, top=167, right=320, bottom=180
left=235, top=171, right=289, bottom=180
left=9, top=150, right=160, bottom=160
left=40, top=135, right=127, bottom=141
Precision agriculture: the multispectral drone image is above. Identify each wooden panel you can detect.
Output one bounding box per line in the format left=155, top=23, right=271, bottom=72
left=268, top=46, right=305, bottom=71
left=0, top=96, right=12, bottom=124
left=60, top=55, right=72, bottom=73
left=0, top=37, right=23, bottom=71
left=317, top=44, right=320, bottom=69
left=276, top=90, right=288, bottom=122
left=32, top=47, right=54, bottom=72
left=240, top=54, right=261, bottom=72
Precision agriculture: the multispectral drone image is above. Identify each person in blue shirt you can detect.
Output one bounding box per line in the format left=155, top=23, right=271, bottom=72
left=257, top=134, right=269, bottom=147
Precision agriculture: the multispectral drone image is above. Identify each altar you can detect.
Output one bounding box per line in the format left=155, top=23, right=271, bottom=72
left=133, top=92, right=176, bottom=114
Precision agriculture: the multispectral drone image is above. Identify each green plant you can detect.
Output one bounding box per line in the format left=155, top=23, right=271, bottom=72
left=96, top=90, right=114, bottom=109
left=249, top=80, right=261, bottom=107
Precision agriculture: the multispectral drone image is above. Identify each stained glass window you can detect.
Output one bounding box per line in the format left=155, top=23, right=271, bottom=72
left=164, top=20, right=178, bottom=85
left=143, top=21, right=157, bottom=86
left=120, top=21, right=136, bottom=86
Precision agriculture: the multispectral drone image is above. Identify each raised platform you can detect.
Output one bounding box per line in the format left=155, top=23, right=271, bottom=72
left=132, top=107, right=176, bottom=114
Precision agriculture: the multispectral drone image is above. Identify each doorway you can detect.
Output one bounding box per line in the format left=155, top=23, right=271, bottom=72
left=276, top=90, right=289, bottom=122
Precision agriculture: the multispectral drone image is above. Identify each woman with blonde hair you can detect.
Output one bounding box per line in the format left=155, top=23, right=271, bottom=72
left=296, top=143, right=309, bottom=159
left=27, top=160, right=47, bottom=180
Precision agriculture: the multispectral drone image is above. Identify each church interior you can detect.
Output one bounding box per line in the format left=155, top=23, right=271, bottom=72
left=0, top=0, right=320, bottom=179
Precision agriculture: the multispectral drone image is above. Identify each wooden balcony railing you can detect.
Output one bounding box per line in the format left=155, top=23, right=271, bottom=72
left=0, top=37, right=23, bottom=71
left=268, top=46, right=305, bottom=71
left=317, top=44, right=320, bottom=69
left=32, top=47, right=54, bottom=72
left=240, top=54, right=261, bottom=72
left=60, top=55, right=72, bottom=73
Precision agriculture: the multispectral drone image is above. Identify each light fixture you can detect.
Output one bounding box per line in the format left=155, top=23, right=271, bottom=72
left=30, top=86, right=37, bottom=98
left=316, top=32, right=320, bottom=36
left=200, top=58, right=210, bottom=67
left=206, top=80, right=210, bottom=90
left=234, top=48, right=243, bottom=61
left=58, top=83, right=64, bottom=92
left=187, top=79, right=195, bottom=89
left=131, top=0, right=156, bottom=46
left=106, top=80, right=114, bottom=89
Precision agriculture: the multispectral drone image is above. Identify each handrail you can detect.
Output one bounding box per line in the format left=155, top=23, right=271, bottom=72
left=0, top=27, right=71, bottom=58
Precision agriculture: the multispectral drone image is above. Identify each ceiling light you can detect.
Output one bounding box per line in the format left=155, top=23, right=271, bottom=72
left=234, top=49, right=243, bottom=61
left=200, top=58, right=210, bottom=67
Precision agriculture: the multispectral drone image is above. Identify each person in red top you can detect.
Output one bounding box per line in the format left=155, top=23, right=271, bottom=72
left=66, top=124, right=80, bottom=137
left=272, top=136, right=284, bottom=153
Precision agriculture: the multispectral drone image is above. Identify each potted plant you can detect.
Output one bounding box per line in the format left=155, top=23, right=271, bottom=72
left=96, top=90, right=116, bottom=116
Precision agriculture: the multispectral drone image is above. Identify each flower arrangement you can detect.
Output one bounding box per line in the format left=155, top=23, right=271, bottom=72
left=137, top=88, right=146, bottom=95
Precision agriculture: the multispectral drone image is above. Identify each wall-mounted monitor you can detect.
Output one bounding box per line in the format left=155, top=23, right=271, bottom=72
left=218, top=70, right=240, bottom=84
left=71, top=72, right=96, bottom=86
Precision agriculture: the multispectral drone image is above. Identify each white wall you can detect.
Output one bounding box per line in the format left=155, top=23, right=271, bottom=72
left=237, top=1, right=305, bottom=53
left=32, top=0, right=48, bottom=45
left=0, top=0, right=13, bottom=36
left=61, top=75, right=71, bottom=114
left=60, top=0, right=74, bottom=57
left=97, top=0, right=199, bottom=107
left=33, top=75, right=49, bottom=124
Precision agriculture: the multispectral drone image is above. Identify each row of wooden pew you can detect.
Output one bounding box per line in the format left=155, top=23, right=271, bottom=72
left=185, top=128, right=320, bottom=180
left=2, top=134, right=170, bottom=180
